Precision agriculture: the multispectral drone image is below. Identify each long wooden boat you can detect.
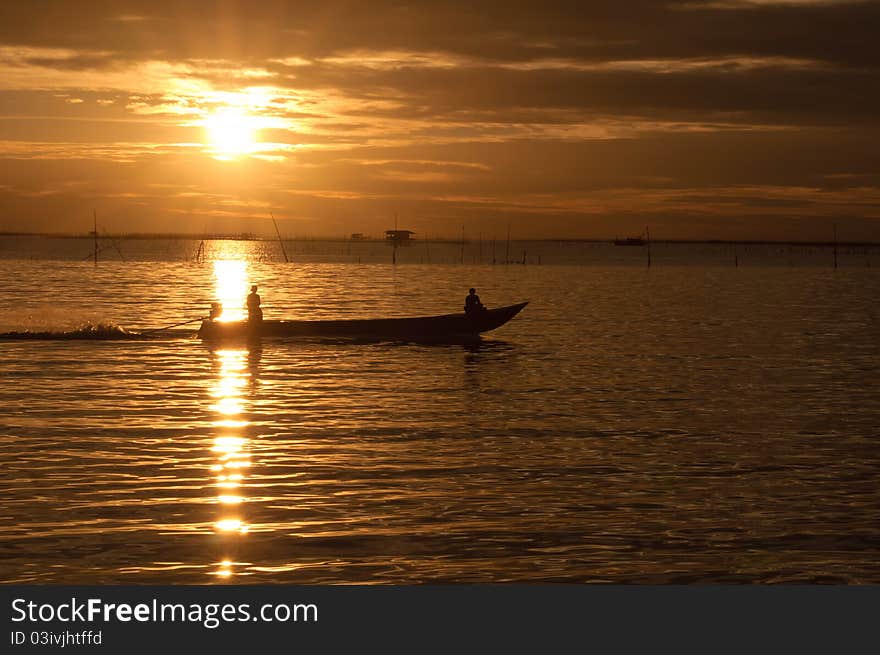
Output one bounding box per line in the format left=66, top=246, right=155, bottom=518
left=198, top=302, right=528, bottom=341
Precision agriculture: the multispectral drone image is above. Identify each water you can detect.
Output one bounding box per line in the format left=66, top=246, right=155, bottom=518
left=0, top=236, right=878, bottom=583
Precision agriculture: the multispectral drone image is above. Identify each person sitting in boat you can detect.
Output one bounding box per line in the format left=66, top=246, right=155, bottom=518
left=464, top=288, right=485, bottom=316
left=246, top=285, right=263, bottom=322
left=208, top=302, right=222, bottom=321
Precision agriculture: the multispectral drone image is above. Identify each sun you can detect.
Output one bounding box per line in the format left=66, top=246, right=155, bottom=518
left=203, top=109, right=259, bottom=158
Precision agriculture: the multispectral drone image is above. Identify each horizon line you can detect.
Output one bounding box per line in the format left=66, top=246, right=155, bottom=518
left=2, top=231, right=880, bottom=248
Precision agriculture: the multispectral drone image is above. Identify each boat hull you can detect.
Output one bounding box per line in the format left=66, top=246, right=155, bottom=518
left=198, top=302, right=528, bottom=341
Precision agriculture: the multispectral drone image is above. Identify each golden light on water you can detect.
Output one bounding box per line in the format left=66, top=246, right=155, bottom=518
left=212, top=435, right=247, bottom=454
left=213, top=559, right=235, bottom=578
left=208, top=347, right=253, bottom=580
left=212, top=397, right=243, bottom=415
left=215, top=521, right=249, bottom=535
left=212, top=259, right=248, bottom=321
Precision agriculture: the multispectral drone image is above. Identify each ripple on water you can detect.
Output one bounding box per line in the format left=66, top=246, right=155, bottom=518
left=0, top=253, right=879, bottom=582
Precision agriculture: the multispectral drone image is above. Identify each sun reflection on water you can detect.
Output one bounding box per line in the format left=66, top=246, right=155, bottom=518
left=209, top=348, right=253, bottom=578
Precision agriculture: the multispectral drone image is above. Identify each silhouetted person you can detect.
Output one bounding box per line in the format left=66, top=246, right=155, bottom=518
left=247, top=285, right=263, bottom=322
left=464, top=288, right=485, bottom=315
left=208, top=302, right=222, bottom=320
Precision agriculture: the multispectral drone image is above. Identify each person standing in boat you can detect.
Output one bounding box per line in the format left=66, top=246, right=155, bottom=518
left=464, top=288, right=485, bottom=316
left=246, top=285, right=263, bottom=322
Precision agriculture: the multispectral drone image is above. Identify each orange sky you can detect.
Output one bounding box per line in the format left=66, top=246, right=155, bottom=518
left=0, top=0, right=878, bottom=240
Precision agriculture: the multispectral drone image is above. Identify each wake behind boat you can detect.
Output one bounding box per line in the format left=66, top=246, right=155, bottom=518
left=0, top=323, right=140, bottom=340
left=198, top=302, right=528, bottom=341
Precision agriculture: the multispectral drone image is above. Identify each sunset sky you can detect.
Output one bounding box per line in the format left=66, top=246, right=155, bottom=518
left=1, top=0, right=878, bottom=240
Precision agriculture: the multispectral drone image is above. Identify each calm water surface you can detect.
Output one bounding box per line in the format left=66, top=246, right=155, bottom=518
left=0, top=237, right=878, bottom=583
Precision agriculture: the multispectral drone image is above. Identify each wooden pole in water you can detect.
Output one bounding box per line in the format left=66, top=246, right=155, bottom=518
left=195, top=224, right=207, bottom=263
left=107, top=233, right=126, bottom=261
left=271, top=213, right=290, bottom=263
left=505, top=223, right=511, bottom=265
left=646, top=225, right=652, bottom=268
left=393, top=212, right=399, bottom=265
left=93, top=209, right=98, bottom=267
left=833, top=220, right=838, bottom=270
left=460, top=225, right=465, bottom=264
left=492, top=237, right=496, bottom=265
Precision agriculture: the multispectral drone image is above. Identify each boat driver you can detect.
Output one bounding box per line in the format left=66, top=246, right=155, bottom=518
left=464, top=288, right=485, bottom=315
left=247, top=285, right=263, bottom=322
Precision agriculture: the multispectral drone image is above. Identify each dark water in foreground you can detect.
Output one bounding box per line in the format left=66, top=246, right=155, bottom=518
left=0, top=238, right=878, bottom=583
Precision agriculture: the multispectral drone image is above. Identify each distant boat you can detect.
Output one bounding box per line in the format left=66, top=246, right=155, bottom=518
left=198, top=302, right=528, bottom=342
left=614, top=237, right=646, bottom=246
